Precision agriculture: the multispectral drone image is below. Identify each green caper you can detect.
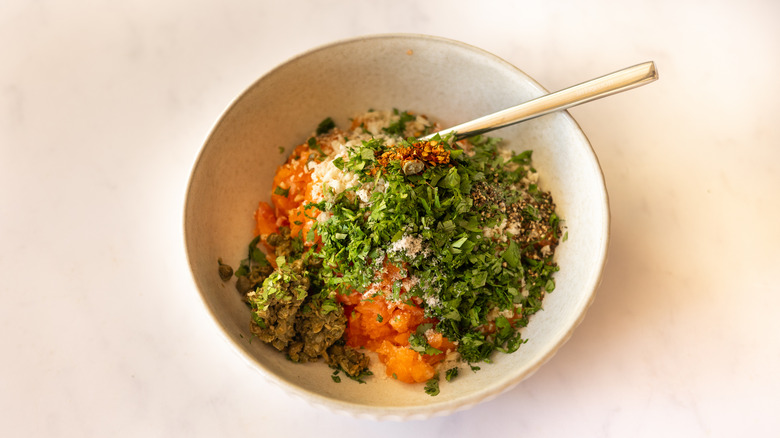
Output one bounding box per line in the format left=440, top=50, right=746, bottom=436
left=402, top=159, right=424, bottom=175
left=235, top=275, right=254, bottom=295
left=217, top=258, right=233, bottom=281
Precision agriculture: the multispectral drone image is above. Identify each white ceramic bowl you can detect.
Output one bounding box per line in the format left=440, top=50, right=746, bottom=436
left=184, top=34, right=609, bottom=420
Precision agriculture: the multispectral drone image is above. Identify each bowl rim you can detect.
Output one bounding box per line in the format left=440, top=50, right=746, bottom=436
left=184, top=32, right=610, bottom=420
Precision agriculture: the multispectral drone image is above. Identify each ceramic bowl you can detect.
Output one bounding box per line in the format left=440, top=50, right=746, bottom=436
left=184, top=34, right=609, bottom=420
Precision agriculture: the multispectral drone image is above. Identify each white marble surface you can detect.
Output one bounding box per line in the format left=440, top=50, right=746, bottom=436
left=2, top=0, right=779, bottom=436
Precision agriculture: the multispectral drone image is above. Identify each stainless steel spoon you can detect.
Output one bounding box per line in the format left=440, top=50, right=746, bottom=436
left=420, top=61, right=658, bottom=141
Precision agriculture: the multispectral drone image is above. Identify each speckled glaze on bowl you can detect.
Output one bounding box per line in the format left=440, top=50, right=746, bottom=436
left=184, top=34, right=609, bottom=420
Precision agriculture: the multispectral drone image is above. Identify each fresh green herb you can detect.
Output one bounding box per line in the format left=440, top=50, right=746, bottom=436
left=329, top=366, right=372, bottom=384
left=316, top=117, right=336, bottom=135
left=424, top=376, right=440, bottom=396
left=445, top=367, right=459, bottom=382
left=382, top=109, right=416, bottom=136
left=502, top=241, right=521, bottom=268
left=408, top=333, right=442, bottom=356
left=273, top=186, right=290, bottom=197
left=344, top=368, right=372, bottom=384
left=307, top=136, right=325, bottom=156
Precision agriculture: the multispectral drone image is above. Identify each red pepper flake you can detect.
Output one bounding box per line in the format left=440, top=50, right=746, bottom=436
left=375, top=140, right=451, bottom=174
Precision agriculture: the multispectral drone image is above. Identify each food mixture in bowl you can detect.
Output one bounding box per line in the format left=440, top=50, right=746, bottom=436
left=218, top=109, right=564, bottom=395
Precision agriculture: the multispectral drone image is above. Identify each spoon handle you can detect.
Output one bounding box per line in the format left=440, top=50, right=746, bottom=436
left=422, top=61, right=658, bottom=141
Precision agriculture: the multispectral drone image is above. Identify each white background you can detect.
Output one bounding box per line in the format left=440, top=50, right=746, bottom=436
left=2, top=0, right=779, bottom=436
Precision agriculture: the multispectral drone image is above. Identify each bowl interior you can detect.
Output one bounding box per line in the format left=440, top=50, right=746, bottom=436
left=184, top=34, right=608, bottom=419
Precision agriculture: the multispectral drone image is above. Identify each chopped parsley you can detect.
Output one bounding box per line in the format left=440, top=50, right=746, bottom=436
left=424, top=376, right=440, bottom=396
left=445, top=367, right=459, bottom=382
left=382, top=109, right=416, bottom=136
left=316, top=117, right=336, bottom=135
left=309, top=128, right=562, bottom=365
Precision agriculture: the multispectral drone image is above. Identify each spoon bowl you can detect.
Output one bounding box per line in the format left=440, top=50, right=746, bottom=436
left=424, top=61, right=658, bottom=140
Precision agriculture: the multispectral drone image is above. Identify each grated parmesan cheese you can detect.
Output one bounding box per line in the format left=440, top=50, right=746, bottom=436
left=388, top=234, right=424, bottom=258
left=309, top=150, right=359, bottom=202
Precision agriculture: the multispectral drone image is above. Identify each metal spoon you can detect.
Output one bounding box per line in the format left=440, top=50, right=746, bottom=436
left=420, top=61, right=658, bottom=141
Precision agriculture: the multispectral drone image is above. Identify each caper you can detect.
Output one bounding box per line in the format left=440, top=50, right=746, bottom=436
left=402, top=159, right=424, bottom=175
left=235, top=275, right=254, bottom=295
left=266, top=232, right=282, bottom=246
left=217, top=258, right=233, bottom=281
